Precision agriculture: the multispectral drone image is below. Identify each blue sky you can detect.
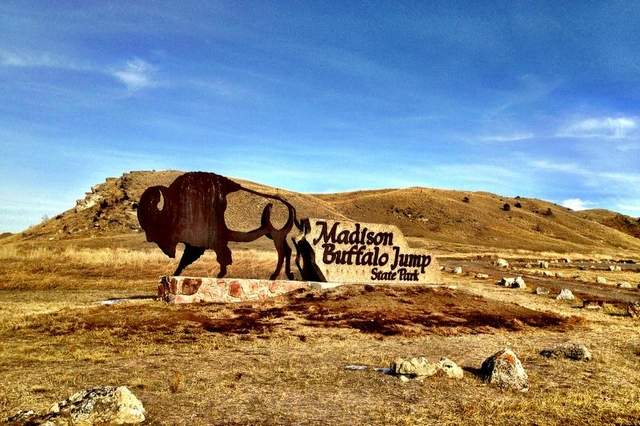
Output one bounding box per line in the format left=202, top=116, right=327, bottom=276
left=1, top=1, right=640, bottom=232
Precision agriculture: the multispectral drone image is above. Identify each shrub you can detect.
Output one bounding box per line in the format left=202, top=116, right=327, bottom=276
left=514, top=202, right=522, bottom=208
left=462, top=196, right=470, bottom=203
left=502, top=203, right=511, bottom=211
left=542, top=207, right=553, bottom=216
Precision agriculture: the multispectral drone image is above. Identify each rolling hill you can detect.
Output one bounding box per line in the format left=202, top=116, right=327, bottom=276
left=11, top=170, right=640, bottom=254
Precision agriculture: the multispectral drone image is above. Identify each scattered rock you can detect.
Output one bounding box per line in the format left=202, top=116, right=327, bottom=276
left=603, top=303, right=627, bottom=316
left=617, top=282, right=632, bottom=289
left=540, top=343, right=592, bottom=361
left=452, top=266, right=463, bottom=274
left=480, top=348, right=529, bottom=392
left=609, top=265, right=622, bottom=272
left=556, top=288, right=575, bottom=301
left=542, top=271, right=554, bottom=277
left=5, top=386, right=145, bottom=425
left=390, top=357, right=437, bottom=377
left=475, top=273, right=489, bottom=279
left=513, top=276, right=526, bottom=288
left=436, top=358, right=464, bottom=379
left=535, top=287, right=550, bottom=295
left=562, top=257, right=572, bottom=263
left=628, top=303, right=640, bottom=319
left=439, top=266, right=445, bottom=271
left=496, top=258, right=509, bottom=268
left=582, top=300, right=602, bottom=310
left=555, top=272, right=564, bottom=278
left=344, top=365, right=369, bottom=371
left=596, top=276, right=607, bottom=284
left=498, top=277, right=525, bottom=288
left=538, top=260, right=549, bottom=269
left=390, top=357, right=464, bottom=381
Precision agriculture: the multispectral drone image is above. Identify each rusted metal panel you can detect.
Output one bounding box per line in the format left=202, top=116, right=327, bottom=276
left=138, top=172, right=301, bottom=279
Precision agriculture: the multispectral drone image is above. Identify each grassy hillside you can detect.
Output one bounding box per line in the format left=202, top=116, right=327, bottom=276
left=10, top=170, right=640, bottom=254
left=577, top=209, right=640, bottom=239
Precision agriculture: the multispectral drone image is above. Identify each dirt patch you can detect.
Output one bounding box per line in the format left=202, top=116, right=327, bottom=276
left=284, top=286, right=582, bottom=336
left=12, top=286, right=582, bottom=339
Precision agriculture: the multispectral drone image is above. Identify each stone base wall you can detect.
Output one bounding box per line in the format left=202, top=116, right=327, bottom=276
left=158, top=276, right=314, bottom=304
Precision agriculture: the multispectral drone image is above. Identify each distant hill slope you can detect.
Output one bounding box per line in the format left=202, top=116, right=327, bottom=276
left=577, top=209, right=640, bottom=239
left=13, top=170, right=640, bottom=253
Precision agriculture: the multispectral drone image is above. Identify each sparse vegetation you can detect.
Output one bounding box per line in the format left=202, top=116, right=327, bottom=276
left=462, top=196, right=470, bottom=203
left=514, top=202, right=522, bottom=208
left=502, top=203, right=511, bottom=211
left=1, top=242, right=640, bottom=425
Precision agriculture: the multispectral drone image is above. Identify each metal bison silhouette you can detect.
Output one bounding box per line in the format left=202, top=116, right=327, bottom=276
left=137, top=172, right=301, bottom=279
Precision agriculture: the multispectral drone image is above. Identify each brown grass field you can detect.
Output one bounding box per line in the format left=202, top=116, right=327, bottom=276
left=1, top=240, right=640, bottom=425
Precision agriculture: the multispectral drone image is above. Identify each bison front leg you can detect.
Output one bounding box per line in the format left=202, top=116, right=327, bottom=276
left=174, top=244, right=205, bottom=276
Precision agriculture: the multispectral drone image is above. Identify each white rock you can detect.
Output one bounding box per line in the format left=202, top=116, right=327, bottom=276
left=452, top=266, right=463, bottom=274
left=498, top=277, right=525, bottom=288
left=475, top=273, right=489, bottom=279
left=390, top=357, right=437, bottom=377
left=496, top=259, right=509, bottom=268
left=480, top=348, right=529, bottom=392
left=617, top=282, right=632, bottom=289
left=5, top=386, right=145, bottom=425
left=596, top=276, right=607, bottom=284
left=535, top=287, right=550, bottom=295
left=556, top=288, right=575, bottom=301
left=436, top=358, right=464, bottom=379
left=498, top=277, right=516, bottom=287
left=538, top=260, right=549, bottom=269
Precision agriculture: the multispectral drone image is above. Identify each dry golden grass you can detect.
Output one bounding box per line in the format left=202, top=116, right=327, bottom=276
left=1, top=241, right=639, bottom=425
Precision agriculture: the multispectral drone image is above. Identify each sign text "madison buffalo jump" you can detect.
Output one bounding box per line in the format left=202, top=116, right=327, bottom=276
left=312, top=220, right=432, bottom=281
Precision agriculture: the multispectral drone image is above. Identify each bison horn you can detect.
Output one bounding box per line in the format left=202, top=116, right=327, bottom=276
left=137, top=186, right=170, bottom=232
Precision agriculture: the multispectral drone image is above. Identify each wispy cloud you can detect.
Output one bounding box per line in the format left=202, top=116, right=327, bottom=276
left=558, top=116, right=637, bottom=139
left=1, top=49, right=158, bottom=94
left=111, top=58, right=156, bottom=91
left=0, top=48, right=88, bottom=71
left=529, top=160, right=584, bottom=173
left=561, top=198, right=592, bottom=211
left=478, top=132, right=534, bottom=142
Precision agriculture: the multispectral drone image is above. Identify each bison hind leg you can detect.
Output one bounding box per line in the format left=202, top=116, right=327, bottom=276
left=174, top=244, right=206, bottom=276
left=214, top=244, right=233, bottom=278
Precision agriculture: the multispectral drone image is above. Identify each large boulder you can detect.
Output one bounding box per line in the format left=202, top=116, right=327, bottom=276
left=540, top=343, right=592, bottom=361
left=390, top=356, right=464, bottom=380
left=5, top=386, right=145, bottom=425
left=480, top=349, right=529, bottom=392
left=390, top=357, right=437, bottom=377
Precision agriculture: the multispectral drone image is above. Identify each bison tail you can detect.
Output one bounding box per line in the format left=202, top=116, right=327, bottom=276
left=261, top=203, right=274, bottom=240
